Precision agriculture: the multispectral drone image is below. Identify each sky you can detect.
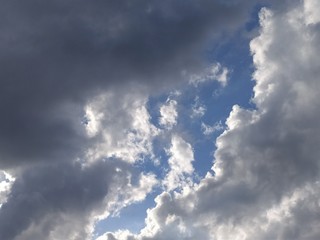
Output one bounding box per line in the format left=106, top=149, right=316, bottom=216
left=0, top=0, right=320, bottom=239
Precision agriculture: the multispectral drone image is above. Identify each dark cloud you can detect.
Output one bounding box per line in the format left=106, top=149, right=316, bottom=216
left=0, top=0, right=256, bottom=168
left=0, top=159, right=133, bottom=239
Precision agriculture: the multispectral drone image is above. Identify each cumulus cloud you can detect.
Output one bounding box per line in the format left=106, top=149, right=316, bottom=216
left=85, top=91, right=159, bottom=164
left=159, top=99, right=178, bottom=130
left=163, top=135, right=195, bottom=191
left=103, top=1, right=320, bottom=239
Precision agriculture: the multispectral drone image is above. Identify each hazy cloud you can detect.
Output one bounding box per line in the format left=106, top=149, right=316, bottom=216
left=201, top=121, right=224, bottom=135
left=189, top=63, right=229, bottom=87
left=191, top=96, right=206, bottom=119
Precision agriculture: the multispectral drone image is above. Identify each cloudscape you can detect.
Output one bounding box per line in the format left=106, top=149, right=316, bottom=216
left=0, top=0, right=320, bottom=239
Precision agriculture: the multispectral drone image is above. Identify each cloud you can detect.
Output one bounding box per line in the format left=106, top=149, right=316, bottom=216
left=104, top=172, right=158, bottom=217
left=190, top=96, right=206, bottom=119
left=0, top=171, right=14, bottom=207
left=0, top=160, right=157, bottom=240
left=0, top=0, right=255, bottom=168
left=6, top=1, right=318, bottom=239
left=102, top=1, right=320, bottom=239
left=303, top=0, right=320, bottom=25
left=188, top=63, right=229, bottom=87
left=0, top=160, right=117, bottom=240
left=0, top=88, right=162, bottom=239
left=201, top=121, right=224, bottom=135
left=0, top=1, right=258, bottom=234
left=85, top=91, right=159, bottom=164
left=163, top=135, right=195, bottom=191
left=159, top=99, right=178, bottom=130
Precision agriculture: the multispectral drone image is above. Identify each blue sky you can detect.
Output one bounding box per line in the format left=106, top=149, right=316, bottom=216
left=1, top=1, right=320, bottom=240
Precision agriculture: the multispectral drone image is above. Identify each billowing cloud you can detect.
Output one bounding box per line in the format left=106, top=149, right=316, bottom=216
left=102, top=1, right=320, bottom=239
left=85, top=91, right=159, bottom=164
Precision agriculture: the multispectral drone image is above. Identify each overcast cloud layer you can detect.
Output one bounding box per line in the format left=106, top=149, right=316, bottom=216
left=1, top=0, right=320, bottom=240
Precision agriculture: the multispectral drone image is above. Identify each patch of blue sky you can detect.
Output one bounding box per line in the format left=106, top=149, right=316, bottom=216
left=93, top=140, right=169, bottom=237
left=136, top=144, right=169, bottom=181
left=170, top=36, right=255, bottom=177
left=206, top=38, right=255, bottom=106
left=94, top=190, right=160, bottom=237
left=246, top=3, right=267, bottom=32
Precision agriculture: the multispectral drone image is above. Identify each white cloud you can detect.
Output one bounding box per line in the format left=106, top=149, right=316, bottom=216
left=102, top=172, right=158, bottom=219
left=201, top=121, right=224, bottom=135
left=189, top=63, right=229, bottom=87
left=84, top=104, right=105, bottom=138
left=85, top=91, right=160, bottom=164
left=96, top=229, right=135, bottom=240
left=163, top=135, right=195, bottom=191
left=0, top=171, right=14, bottom=207
left=159, top=99, right=178, bottom=130
left=304, top=0, right=320, bottom=25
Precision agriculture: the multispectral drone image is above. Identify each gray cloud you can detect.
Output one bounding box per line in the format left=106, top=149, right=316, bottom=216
left=0, top=160, right=110, bottom=239
left=0, top=0, right=256, bottom=168
left=0, top=159, right=150, bottom=240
